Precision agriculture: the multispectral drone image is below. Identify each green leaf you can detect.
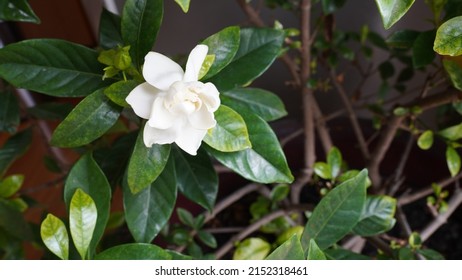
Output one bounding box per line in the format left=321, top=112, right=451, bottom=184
left=307, top=239, right=327, bottom=260
left=417, top=248, right=445, bottom=260
left=434, top=16, right=462, bottom=56
left=270, top=184, right=290, bottom=202
left=446, top=146, right=461, bottom=177
left=368, top=32, right=389, bottom=50
left=174, top=0, right=191, bottom=13
left=172, top=147, right=218, bottom=211
left=352, top=195, right=397, bottom=236
left=399, top=247, right=415, bottom=260
left=301, top=169, right=368, bottom=250
left=208, top=28, right=285, bottom=92
left=0, top=174, right=24, bottom=198
left=201, top=26, right=240, bottom=80
left=386, top=30, right=420, bottom=49
left=0, top=129, right=31, bottom=177
left=221, top=87, right=287, bottom=121
left=40, top=214, right=69, bottom=260
left=197, top=230, right=217, bottom=248
left=443, top=59, right=462, bottom=90
left=27, top=102, right=73, bottom=121
left=0, top=90, right=19, bottom=134
left=63, top=153, right=111, bottom=257
left=322, top=0, right=347, bottom=14
left=233, top=238, right=271, bottom=260
left=0, top=0, right=39, bottom=23
left=127, top=129, right=171, bottom=194
left=95, top=243, right=171, bottom=260
left=99, top=9, right=123, bottom=49
left=50, top=89, right=122, bottom=147
left=418, top=130, right=434, bottom=150
left=412, top=30, right=436, bottom=68
left=327, top=147, right=342, bottom=179
left=439, top=122, right=462, bottom=141
left=206, top=112, right=293, bottom=184
left=378, top=61, right=395, bottom=80
left=203, top=105, right=251, bottom=152
left=121, top=0, right=163, bottom=70
left=324, top=248, right=371, bottom=260
left=0, top=198, right=32, bottom=240
left=314, top=162, right=332, bottom=180
left=104, top=80, right=139, bottom=107
left=266, top=235, right=305, bottom=260
left=375, top=0, right=415, bottom=29
left=69, top=189, right=97, bottom=260
left=123, top=157, right=177, bottom=243
left=177, top=208, right=195, bottom=228
left=0, top=39, right=111, bottom=97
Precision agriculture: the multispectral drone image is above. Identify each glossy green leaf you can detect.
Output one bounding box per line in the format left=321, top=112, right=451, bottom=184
left=95, top=243, right=171, bottom=260
left=327, top=147, right=342, bottom=179
left=172, top=147, right=218, bottom=211
left=266, top=235, right=304, bottom=260
left=50, top=89, right=122, bottom=147
left=121, top=0, right=163, bottom=70
left=99, top=9, right=123, bottom=49
left=40, top=214, right=69, bottom=260
left=208, top=28, right=285, bottom=92
left=399, top=247, right=415, bottom=260
left=375, top=0, right=415, bottom=29
left=386, top=30, right=419, bottom=49
left=127, top=129, right=171, bottom=194
left=0, top=90, right=19, bottom=134
left=221, top=87, right=287, bottom=121
left=177, top=208, right=195, bottom=228
left=197, top=230, right=217, bottom=248
left=314, top=162, right=332, bottom=180
left=446, top=146, right=461, bottom=177
left=69, top=189, right=97, bottom=260
left=443, top=59, right=462, bottom=90
left=301, top=169, right=368, bottom=250
left=352, top=195, right=396, bottom=236
left=0, top=39, right=111, bottom=97
left=233, top=237, right=271, bottom=260
left=206, top=112, right=293, bottom=184
left=307, top=239, right=327, bottom=260
left=0, top=174, right=24, bottom=198
left=324, top=248, right=371, bottom=260
left=27, top=102, right=73, bottom=121
left=412, top=30, right=436, bottom=68
left=166, top=250, right=193, bottom=260
left=104, top=80, right=139, bottom=107
left=417, top=249, right=445, bottom=260
left=439, top=122, right=462, bottom=141
left=123, top=157, right=177, bottom=243
left=203, top=105, right=251, bottom=152
left=434, top=16, right=462, bottom=56
left=0, top=129, right=31, bottom=177
left=0, top=198, right=32, bottom=241
left=418, top=130, right=434, bottom=150
left=271, top=184, right=290, bottom=202
left=0, top=0, right=39, bottom=23
left=174, top=0, right=191, bottom=13
left=201, top=26, right=240, bottom=80
left=322, top=0, right=347, bottom=14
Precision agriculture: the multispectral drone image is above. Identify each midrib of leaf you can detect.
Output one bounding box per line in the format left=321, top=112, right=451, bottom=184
left=247, top=148, right=291, bottom=181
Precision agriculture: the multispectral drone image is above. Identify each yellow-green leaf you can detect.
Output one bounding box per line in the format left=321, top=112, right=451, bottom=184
left=40, top=214, right=69, bottom=260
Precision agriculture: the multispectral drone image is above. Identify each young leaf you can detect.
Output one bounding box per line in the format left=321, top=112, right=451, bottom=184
left=104, top=80, right=139, bottom=107
left=446, top=146, right=461, bottom=177
left=271, top=184, right=290, bottom=202
left=233, top=238, right=271, bottom=260
left=177, top=208, right=195, bottom=228
left=439, top=123, right=462, bottom=141
left=0, top=174, right=24, bottom=198
left=203, top=105, right=251, bottom=152
left=314, top=162, right=332, bottom=180
left=174, top=0, right=191, bottom=13
left=301, top=169, right=368, bottom=250
left=307, top=239, right=327, bottom=260
left=434, top=16, right=462, bottom=56
left=69, top=189, right=98, bottom=260
left=0, top=0, right=40, bottom=23
left=40, top=214, right=69, bottom=260
left=266, top=235, right=305, bottom=260
left=327, top=147, right=342, bottom=179
left=0, top=90, right=20, bottom=134
left=352, top=195, right=397, bottom=236
left=0, top=129, right=32, bottom=177
left=374, top=0, right=415, bottom=29
left=95, top=243, right=171, bottom=260
left=99, top=9, right=123, bottom=49
left=417, top=130, right=434, bottom=150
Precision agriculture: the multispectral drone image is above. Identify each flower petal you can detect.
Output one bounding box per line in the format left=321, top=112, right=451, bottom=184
left=183, top=45, right=208, bottom=82
left=143, top=52, right=184, bottom=91
left=143, top=122, right=179, bottom=147
left=188, top=104, right=216, bottom=130
left=126, top=82, right=160, bottom=119
left=200, top=82, right=221, bottom=112
left=175, top=126, right=207, bottom=156
left=148, top=97, right=177, bottom=129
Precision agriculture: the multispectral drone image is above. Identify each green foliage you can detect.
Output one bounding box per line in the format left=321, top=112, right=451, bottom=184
left=412, top=30, right=436, bottom=68
left=446, top=146, right=461, bottom=177
left=233, top=237, right=271, bottom=260
left=0, top=129, right=31, bottom=177
left=174, top=0, right=191, bottom=13
left=307, top=239, right=327, bottom=260
left=266, top=235, right=305, bottom=260
left=99, top=9, right=123, bottom=49
left=40, top=214, right=69, bottom=260
left=0, top=90, right=19, bottom=134
left=418, top=130, right=434, bottom=150
left=352, top=195, right=397, bottom=236
left=0, top=174, right=23, bottom=198
left=0, top=0, right=39, bottom=23
left=374, top=0, right=416, bottom=29
left=0, top=198, right=32, bottom=241
left=434, top=15, right=462, bottom=56
left=95, top=243, right=171, bottom=260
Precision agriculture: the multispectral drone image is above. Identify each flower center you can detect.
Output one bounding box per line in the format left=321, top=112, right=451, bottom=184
left=166, top=81, right=203, bottom=115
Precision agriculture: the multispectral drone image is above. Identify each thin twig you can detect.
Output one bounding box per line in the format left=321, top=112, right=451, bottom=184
left=396, top=205, right=413, bottom=237
left=387, top=133, right=415, bottom=196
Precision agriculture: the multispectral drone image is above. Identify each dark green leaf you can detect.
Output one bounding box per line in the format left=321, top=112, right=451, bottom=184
left=51, top=89, right=122, bottom=147
left=207, top=28, right=285, bottom=92
left=443, top=59, right=462, bottom=90
left=379, top=61, right=395, bottom=80
left=324, top=248, right=371, bottom=260
left=221, top=87, right=287, bottom=121
left=203, top=105, right=251, bottom=152
left=374, top=0, right=416, bottom=29
left=418, top=130, right=434, bottom=150
left=327, top=147, right=342, bottom=179
left=412, top=30, right=436, bottom=68
left=167, top=250, right=192, bottom=260
left=368, top=32, right=389, bottom=50
left=123, top=157, right=177, bottom=243
left=322, top=0, right=347, bottom=14
left=417, top=249, right=445, bottom=260
left=0, top=90, right=19, bottom=133
left=0, top=198, right=32, bottom=240
left=64, top=153, right=111, bottom=258
left=127, top=129, right=171, bottom=194
left=307, top=239, right=327, bottom=260
left=444, top=0, right=462, bottom=20
left=95, top=243, right=171, bottom=260
left=0, top=0, right=39, bottom=23
left=206, top=112, right=293, bottom=184
left=386, top=30, right=420, bottom=48
left=121, top=0, right=163, bottom=70
left=301, top=169, right=368, bottom=250
left=233, top=237, right=271, bottom=260
left=399, top=247, right=415, bottom=260
left=352, top=195, right=397, bottom=236
left=266, top=235, right=305, bottom=260
left=99, top=9, right=123, bottom=49
left=0, top=129, right=32, bottom=177
left=27, top=102, right=73, bottom=121
left=434, top=16, right=462, bottom=56
left=104, top=80, right=139, bottom=107
left=446, top=146, right=460, bottom=177
left=0, top=174, right=24, bottom=198
left=197, top=230, right=217, bottom=248
left=0, top=39, right=111, bottom=97
left=173, top=147, right=218, bottom=211
left=40, top=214, right=69, bottom=260
left=201, top=26, right=240, bottom=80
left=314, top=162, right=332, bottom=180
left=177, top=208, right=195, bottom=228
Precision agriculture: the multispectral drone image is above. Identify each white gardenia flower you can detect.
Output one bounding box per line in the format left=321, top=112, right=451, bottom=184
left=126, top=45, right=220, bottom=155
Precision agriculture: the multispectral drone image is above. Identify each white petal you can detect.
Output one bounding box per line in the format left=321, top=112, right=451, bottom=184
left=148, top=97, right=176, bottom=129
left=143, top=122, right=179, bottom=147
left=175, top=126, right=207, bottom=156
left=200, top=82, right=220, bottom=112
left=188, top=104, right=216, bottom=130
left=126, top=82, right=160, bottom=119
left=143, top=52, right=184, bottom=91
left=183, top=45, right=208, bottom=82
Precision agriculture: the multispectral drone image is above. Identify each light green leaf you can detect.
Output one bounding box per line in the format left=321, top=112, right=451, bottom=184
left=314, top=162, right=332, bottom=180
left=0, top=39, right=111, bottom=97
left=233, top=237, right=271, bottom=260
left=412, top=30, right=436, bottom=68
left=266, top=235, right=305, bottom=260
left=40, top=214, right=69, bottom=260
left=443, top=59, right=462, bottom=90
left=446, top=146, right=461, bottom=177
left=439, top=122, right=462, bottom=141
left=307, top=239, right=327, bottom=260
left=203, top=105, right=251, bottom=152
left=271, top=184, right=290, bottom=202
left=174, top=0, right=191, bottom=13
left=301, top=169, right=368, bottom=250
left=352, top=195, right=397, bottom=236
left=127, top=128, right=171, bottom=194
left=51, top=89, right=122, bottom=147
left=99, top=9, right=123, bottom=49
left=434, top=16, right=462, bottom=56
left=0, top=0, right=39, bottom=23
left=0, top=129, right=31, bottom=177
left=374, top=0, right=415, bottom=29
left=221, top=87, right=287, bottom=121
left=0, top=174, right=24, bottom=198
left=69, top=189, right=98, bottom=260
left=418, top=130, right=434, bottom=150
left=0, top=198, right=32, bottom=241
left=95, top=243, right=171, bottom=260
left=0, top=90, right=20, bottom=134
left=327, top=147, right=342, bottom=179
left=104, top=80, right=139, bottom=107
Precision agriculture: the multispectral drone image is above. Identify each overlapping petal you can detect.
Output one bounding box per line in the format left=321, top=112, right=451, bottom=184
left=174, top=124, right=208, bottom=156
left=143, top=122, right=179, bottom=146
left=188, top=104, right=216, bottom=130
left=143, top=52, right=184, bottom=91
left=148, top=97, right=176, bottom=129
left=183, top=45, right=208, bottom=83
left=126, top=82, right=162, bottom=119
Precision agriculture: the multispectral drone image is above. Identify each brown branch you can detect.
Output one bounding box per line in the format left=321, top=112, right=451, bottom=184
left=236, top=0, right=265, bottom=27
